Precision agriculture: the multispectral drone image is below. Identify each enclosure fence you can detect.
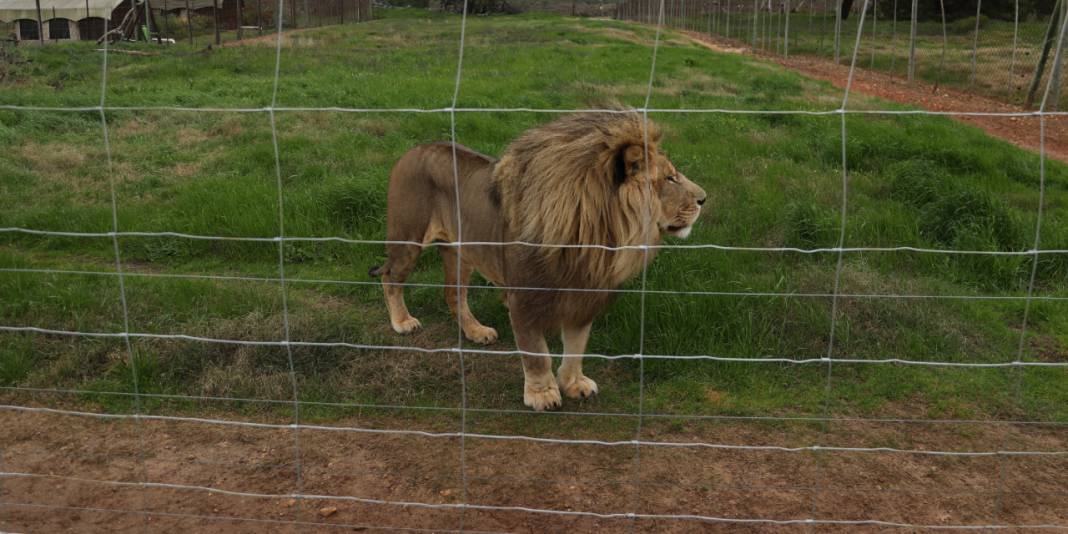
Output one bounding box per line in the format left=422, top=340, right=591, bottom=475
left=1, top=0, right=1068, bottom=529
left=616, top=0, right=1068, bottom=110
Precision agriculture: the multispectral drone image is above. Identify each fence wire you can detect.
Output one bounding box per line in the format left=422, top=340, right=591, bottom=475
left=617, top=0, right=1068, bottom=110
left=1, top=0, right=1067, bottom=530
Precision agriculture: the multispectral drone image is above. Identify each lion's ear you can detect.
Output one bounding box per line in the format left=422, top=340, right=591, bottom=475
left=615, top=144, right=646, bottom=185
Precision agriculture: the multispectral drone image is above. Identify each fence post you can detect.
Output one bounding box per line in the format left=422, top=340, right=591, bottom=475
left=710, top=1, right=714, bottom=34
left=1048, top=0, right=1068, bottom=109
left=185, top=0, right=193, bottom=42
left=869, top=0, right=876, bottom=68
left=834, top=0, right=843, bottom=62
left=907, top=0, right=917, bottom=80
left=257, top=0, right=263, bottom=34
left=820, top=0, right=828, bottom=53
left=213, top=0, right=220, bottom=44
left=143, top=0, right=151, bottom=41
left=1026, top=0, right=1062, bottom=107
left=751, top=0, right=758, bottom=48
left=784, top=0, right=790, bottom=57
left=236, top=0, right=244, bottom=39
left=726, top=0, right=731, bottom=37
left=889, top=0, right=896, bottom=70
left=970, top=0, right=982, bottom=85
left=1010, top=0, right=1018, bottom=80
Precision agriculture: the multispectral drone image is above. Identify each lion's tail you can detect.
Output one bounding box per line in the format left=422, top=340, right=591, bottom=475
left=368, top=265, right=385, bottom=278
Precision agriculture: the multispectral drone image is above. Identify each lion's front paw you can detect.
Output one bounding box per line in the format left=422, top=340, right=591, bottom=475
left=523, top=380, right=562, bottom=411
left=391, top=315, right=422, bottom=334
left=464, top=324, right=498, bottom=345
left=558, top=373, right=598, bottom=399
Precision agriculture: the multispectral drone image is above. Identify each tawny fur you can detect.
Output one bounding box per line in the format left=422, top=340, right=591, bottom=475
left=373, top=111, right=706, bottom=411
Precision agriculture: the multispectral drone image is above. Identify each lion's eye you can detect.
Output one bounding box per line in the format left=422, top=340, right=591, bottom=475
left=666, top=175, right=678, bottom=183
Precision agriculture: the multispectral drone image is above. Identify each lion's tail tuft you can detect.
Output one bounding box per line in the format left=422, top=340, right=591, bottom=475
left=368, top=265, right=384, bottom=278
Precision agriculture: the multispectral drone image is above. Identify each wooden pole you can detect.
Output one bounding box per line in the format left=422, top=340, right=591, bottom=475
left=339, top=0, right=343, bottom=24
left=257, top=0, right=263, bottom=34
left=1046, top=0, right=1068, bottom=109
left=213, top=0, right=220, bottom=44
left=1026, top=0, right=1062, bottom=107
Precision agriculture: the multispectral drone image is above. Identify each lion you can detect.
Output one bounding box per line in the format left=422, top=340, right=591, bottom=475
left=370, top=111, right=706, bottom=411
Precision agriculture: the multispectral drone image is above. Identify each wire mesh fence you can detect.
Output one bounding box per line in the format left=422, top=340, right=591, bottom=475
left=617, top=0, right=1068, bottom=109
left=1, top=0, right=1068, bottom=529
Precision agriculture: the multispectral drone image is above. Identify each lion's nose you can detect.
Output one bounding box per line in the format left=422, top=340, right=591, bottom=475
left=697, top=196, right=706, bottom=206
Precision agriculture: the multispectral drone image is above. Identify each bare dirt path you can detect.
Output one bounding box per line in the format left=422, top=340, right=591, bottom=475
left=685, top=31, right=1068, bottom=164
left=2, top=403, right=1066, bottom=532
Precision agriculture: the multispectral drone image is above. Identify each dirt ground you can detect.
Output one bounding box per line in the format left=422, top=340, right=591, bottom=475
left=2, top=402, right=1067, bottom=533
left=685, top=31, right=1068, bottom=164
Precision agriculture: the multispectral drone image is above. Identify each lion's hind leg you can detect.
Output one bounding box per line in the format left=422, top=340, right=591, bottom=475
left=381, top=244, right=423, bottom=334
left=440, top=247, right=498, bottom=345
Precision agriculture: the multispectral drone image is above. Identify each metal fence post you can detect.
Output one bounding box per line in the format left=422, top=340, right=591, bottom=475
left=751, top=0, right=758, bottom=48
left=889, top=0, right=897, bottom=70
left=213, top=0, right=220, bottom=44
left=834, top=0, right=843, bottom=62
left=784, top=0, right=790, bottom=57
left=970, top=0, right=983, bottom=85
left=1010, top=0, right=1019, bottom=81
left=870, top=0, right=877, bottom=68
left=907, top=0, right=917, bottom=80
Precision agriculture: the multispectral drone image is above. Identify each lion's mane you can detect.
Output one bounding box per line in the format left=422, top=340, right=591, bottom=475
left=491, top=111, right=664, bottom=290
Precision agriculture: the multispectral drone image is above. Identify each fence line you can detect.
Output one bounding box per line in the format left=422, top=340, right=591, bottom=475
left=7, top=265, right=1068, bottom=301
left=3, top=471, right=1068, bottom=530
left=2, top=0, right=1066, bottom=530
left=3, top=226, right=1067, bottom=255
left=5, top=324, right=1068, bottom=367
left=10, top=384, right=1068, bottom=427
left=615, top=0, right=1068, bottom=109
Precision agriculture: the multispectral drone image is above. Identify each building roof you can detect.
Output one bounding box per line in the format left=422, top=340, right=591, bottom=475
left=0, top=0, right=126, bottom=22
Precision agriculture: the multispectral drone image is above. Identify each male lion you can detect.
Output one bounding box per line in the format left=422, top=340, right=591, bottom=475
left=371, top=112, right=706, bottom=411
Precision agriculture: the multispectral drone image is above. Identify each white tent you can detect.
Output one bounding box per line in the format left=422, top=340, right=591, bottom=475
left=0, top=0, right=126, bottom=22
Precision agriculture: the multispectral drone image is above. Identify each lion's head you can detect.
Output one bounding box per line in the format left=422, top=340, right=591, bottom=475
left=493, top=111, right=707, bottom=287
left=616, top=141, right=707, bottom=240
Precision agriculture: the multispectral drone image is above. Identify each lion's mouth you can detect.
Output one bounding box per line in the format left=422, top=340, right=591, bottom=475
left=666, top=225, right=692, bottom=239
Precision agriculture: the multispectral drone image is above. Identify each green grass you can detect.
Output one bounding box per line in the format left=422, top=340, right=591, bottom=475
left=669, top=8, right=1061, bottom=107
left=1, top=9, right=1067, bottom=429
